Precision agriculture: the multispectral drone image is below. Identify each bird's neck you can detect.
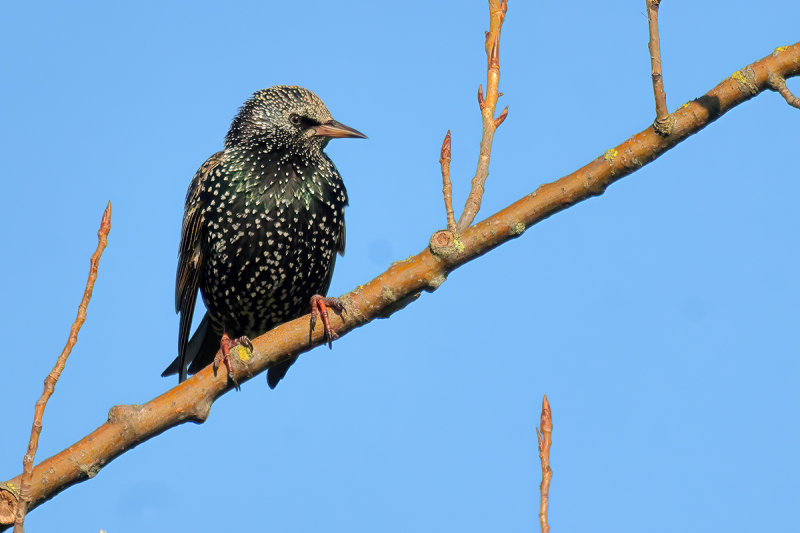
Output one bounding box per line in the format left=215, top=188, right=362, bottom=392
left=225, top=146, right=340, bottom=208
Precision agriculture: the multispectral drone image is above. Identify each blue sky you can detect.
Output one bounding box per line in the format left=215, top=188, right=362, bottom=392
left=2, top=2, right=799, bottom=531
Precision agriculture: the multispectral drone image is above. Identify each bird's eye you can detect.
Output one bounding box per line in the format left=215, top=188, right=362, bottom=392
left=289, top=114, right=302, bottom=126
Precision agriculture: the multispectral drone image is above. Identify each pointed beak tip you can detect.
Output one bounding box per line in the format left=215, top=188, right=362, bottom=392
left=315, top=120, right=367, bottom=140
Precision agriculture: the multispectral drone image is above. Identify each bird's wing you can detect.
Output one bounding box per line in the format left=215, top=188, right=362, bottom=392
left=175, top=151, right=223, bottom=380
left=322, top=153, right=348, bottom=256
left=338, top=220, right=346, bottom=256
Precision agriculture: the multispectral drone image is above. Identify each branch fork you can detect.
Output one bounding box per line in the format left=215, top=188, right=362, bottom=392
left=646, top=0, right=675, bottom=135
left=767, top=72, right=800, bottom=109
left=435, top=0, right=510, bottom=248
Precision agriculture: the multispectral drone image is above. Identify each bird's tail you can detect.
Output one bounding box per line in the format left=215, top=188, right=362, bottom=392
left=267, top=356, right=298, bottom=389
left=161, top=314, right=220, bottom=381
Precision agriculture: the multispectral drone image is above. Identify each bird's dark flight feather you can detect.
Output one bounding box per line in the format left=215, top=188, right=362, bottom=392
left=167, top=152, right=222, bottom=381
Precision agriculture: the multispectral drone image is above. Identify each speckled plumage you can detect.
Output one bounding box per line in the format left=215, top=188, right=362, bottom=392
left=162, top=86, right=365, bottom=387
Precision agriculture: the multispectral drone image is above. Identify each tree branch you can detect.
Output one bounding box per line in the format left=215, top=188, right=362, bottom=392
left=439, top=130, right=456, bottom=233
left=11, top=203, right=111, bottom=533
left=536, top=395, right=553, bottom=533
left=647, top=0, right=674, bottom=134
left=1, top=39, right=798, bottom=531
left=457, top=0, right=509, bottom=231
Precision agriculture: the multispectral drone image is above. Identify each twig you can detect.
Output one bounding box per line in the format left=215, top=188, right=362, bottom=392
left=1, top=42, right=799, bottom=530
left=13, top=202, right=111, bottom=533
left=536, top=395, right=553, bottom=533
left=646, top=0, right=673, bottom=135
left=457, top=0, right=509, bottom=231
left=768, top=73, right=800, bottom=109
left=440, top=130, right=456, bottom=232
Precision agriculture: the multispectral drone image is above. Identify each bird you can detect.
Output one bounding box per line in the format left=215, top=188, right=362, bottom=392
left=161, top=85, right=366, bottom=388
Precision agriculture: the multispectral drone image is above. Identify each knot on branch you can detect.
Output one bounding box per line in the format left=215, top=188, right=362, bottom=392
left=429, top=230, right=464, bottom=258
left=231, top=344, right=256, bottom=377
left=107, top=404, right=144, bottom=424
left=731, top=66, right=759, bottom=97
left=189, top=399, right=213, bottom=423
left=425, top=273, right=447, bottom=293
left=0, top=484, right=19, bottom=526
left=375, top=288, right=421, bottom=319
left=653, top=114, right=675, bottom=136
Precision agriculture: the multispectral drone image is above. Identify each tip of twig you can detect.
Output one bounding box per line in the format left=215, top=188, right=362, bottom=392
left=100, top=202, right=112, bottom=234
left=440, top=130, right=452, bottom=162
left=494, top=106, right=509, bottom=128
left=477, top=85, right=485, bottom=109
left=540, top=395, right=552, bottom=431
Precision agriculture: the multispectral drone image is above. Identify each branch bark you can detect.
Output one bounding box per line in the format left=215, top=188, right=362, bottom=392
left=1, top=40, right=799, bottom=530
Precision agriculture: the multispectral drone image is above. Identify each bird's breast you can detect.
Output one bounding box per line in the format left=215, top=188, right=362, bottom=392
left=198, top=156, right=345, bottom=336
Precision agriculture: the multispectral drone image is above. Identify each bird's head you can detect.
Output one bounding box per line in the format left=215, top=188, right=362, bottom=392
left=225, top=85, right=366, bottom=153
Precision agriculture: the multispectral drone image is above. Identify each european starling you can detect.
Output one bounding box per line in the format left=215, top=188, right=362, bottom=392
left=162, top=85, right=366, bottom=388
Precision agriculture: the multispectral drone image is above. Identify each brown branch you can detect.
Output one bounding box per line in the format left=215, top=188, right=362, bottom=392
left=536, top=395, right=553, bottom=533
left=457, top=0, right=508, bottom=231
left=12, top=202, right=111, bottom=533
left=647, top=0, right=673, bottom=135
left=440, top=130, right=456, bottom=232
left=1, top=41, right=799, bottom=531
left=768, top=72, right=800, bottom=108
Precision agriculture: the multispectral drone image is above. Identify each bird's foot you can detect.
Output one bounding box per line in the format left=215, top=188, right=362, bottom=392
left=310, top=295, right=345, bottom=348
left=213, top=332, right=252, bottom=390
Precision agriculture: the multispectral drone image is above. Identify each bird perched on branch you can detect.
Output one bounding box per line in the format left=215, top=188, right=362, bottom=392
left=162, top=85, right=366, bottom=388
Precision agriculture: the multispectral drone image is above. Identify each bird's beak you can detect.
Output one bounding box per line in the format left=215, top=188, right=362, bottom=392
left=314, top=120, right=367, bottom=139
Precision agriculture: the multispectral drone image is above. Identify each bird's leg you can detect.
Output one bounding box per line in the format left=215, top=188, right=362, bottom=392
left=213, top=332, right=252, bottom=390
left=310, top=295, right=345, bottom=348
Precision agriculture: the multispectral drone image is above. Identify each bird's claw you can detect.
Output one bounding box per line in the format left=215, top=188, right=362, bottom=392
left=213, top=332, right=252, bottom=391
left=238, top=336, right=254, bottom=352
left=310, top=295, right=345, bottom=348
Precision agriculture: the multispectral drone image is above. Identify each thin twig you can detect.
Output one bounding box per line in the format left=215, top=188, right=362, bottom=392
left=457, top=0, right=508, bottom=231
left=768, top=73, right=800, bottom=109
left=13, top=202, right=111, bottom=533
left=536, top=395, right=553, bottom=533
left=647, top=0, right=673, bottom=135
left=440, top=130, right=456, bottom=232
